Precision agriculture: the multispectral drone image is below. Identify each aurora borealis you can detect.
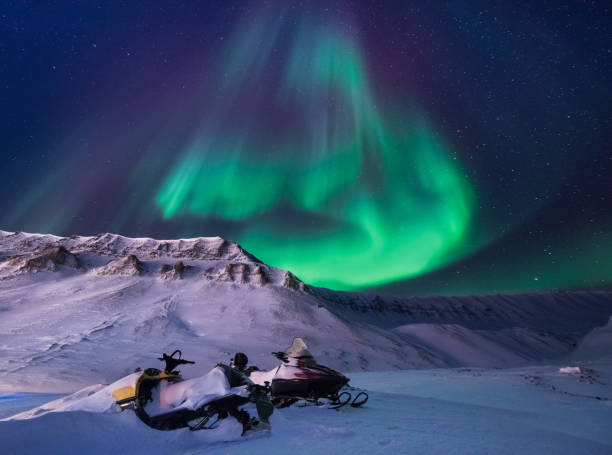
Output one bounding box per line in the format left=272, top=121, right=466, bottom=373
left=1, top=1, right=610, bottom=295
left=156, top=15, right=474, bottom=289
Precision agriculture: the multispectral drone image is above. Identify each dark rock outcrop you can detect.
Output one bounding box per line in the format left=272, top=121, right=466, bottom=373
left=251, top=265, right=267, bottom=286
left=95, top=254, right=144, bottom=276
left=3, top=245, right=80, bottom=274
left=203, top=262, right=268, bottom=286
left=282, top=271, right=303, bottom=291
left=160, top=261, right=188, bottom=280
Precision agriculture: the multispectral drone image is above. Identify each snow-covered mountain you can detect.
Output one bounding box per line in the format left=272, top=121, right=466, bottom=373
left=1, top=230, right=611, bottom=392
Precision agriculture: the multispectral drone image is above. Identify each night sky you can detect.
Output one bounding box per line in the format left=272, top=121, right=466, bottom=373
left=1, top=1, right=611, bottom=296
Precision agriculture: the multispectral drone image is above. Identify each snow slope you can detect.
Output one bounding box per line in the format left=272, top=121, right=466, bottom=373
left=1, top=230, right=611, bottom=392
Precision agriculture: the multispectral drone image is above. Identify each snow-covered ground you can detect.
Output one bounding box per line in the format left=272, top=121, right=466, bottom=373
left=1, top=230, right=611, bottom=453
left=1, top=363, right=611, bottom=455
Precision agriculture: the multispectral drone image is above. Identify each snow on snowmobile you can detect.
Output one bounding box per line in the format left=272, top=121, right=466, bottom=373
left=249, top=338, right=368, bottom=409
left=111, top=350, right=267, bottom=433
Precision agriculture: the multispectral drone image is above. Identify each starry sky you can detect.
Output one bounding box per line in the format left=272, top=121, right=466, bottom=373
left=1, top=1, right=610, bottom=296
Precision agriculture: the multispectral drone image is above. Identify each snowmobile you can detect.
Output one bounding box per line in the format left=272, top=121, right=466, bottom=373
left=110, top=340, right=366, bottom=434
left=111, top=350, right=265, bottom=433
left=249, top=338, right=368, bottom=410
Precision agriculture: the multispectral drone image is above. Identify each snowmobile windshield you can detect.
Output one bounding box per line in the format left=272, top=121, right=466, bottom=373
left=285, top=338, right=313, bottom=360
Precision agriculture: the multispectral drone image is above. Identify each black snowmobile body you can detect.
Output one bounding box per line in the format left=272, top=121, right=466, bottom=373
left=270, top=358, right=349, bottom=398
left=251, top=338, right=368, bottom=409
left=134, top=368, right=250, bottom=431
left=112, top=350, right=252, bottom=432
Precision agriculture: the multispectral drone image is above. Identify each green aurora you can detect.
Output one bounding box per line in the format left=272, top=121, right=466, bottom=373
left=156, top=21, right=476, bottom=290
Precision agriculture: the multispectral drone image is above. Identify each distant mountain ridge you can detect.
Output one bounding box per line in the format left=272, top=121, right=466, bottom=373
left=0, top=230, right=611, bottom=392
left=0, top=230, right=259, bottom=262
left=0, top=230, right=300, bottom=289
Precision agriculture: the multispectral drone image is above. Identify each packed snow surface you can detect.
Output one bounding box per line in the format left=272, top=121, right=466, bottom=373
left=1, top=364, right=611, bottom=455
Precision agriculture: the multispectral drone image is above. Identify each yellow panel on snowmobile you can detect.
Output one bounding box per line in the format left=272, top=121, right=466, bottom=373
left=158, top=371, right=178, bottom=379
left=112, top=385, right=136, bottom=403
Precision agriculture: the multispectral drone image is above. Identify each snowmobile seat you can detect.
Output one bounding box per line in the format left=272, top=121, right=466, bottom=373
left=216, top=363, right=247, bottom=388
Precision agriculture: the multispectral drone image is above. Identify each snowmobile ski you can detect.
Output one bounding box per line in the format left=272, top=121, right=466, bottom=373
left=350, top=391, right=369, bottom=407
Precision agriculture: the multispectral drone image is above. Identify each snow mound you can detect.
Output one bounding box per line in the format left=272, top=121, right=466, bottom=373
left=6, top=373, right=141, bottom=420
left=559, top=366, right=582, bottom=374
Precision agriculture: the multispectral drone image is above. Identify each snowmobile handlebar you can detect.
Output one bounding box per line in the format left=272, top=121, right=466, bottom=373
left=157, top=350, right=195, bottom=373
